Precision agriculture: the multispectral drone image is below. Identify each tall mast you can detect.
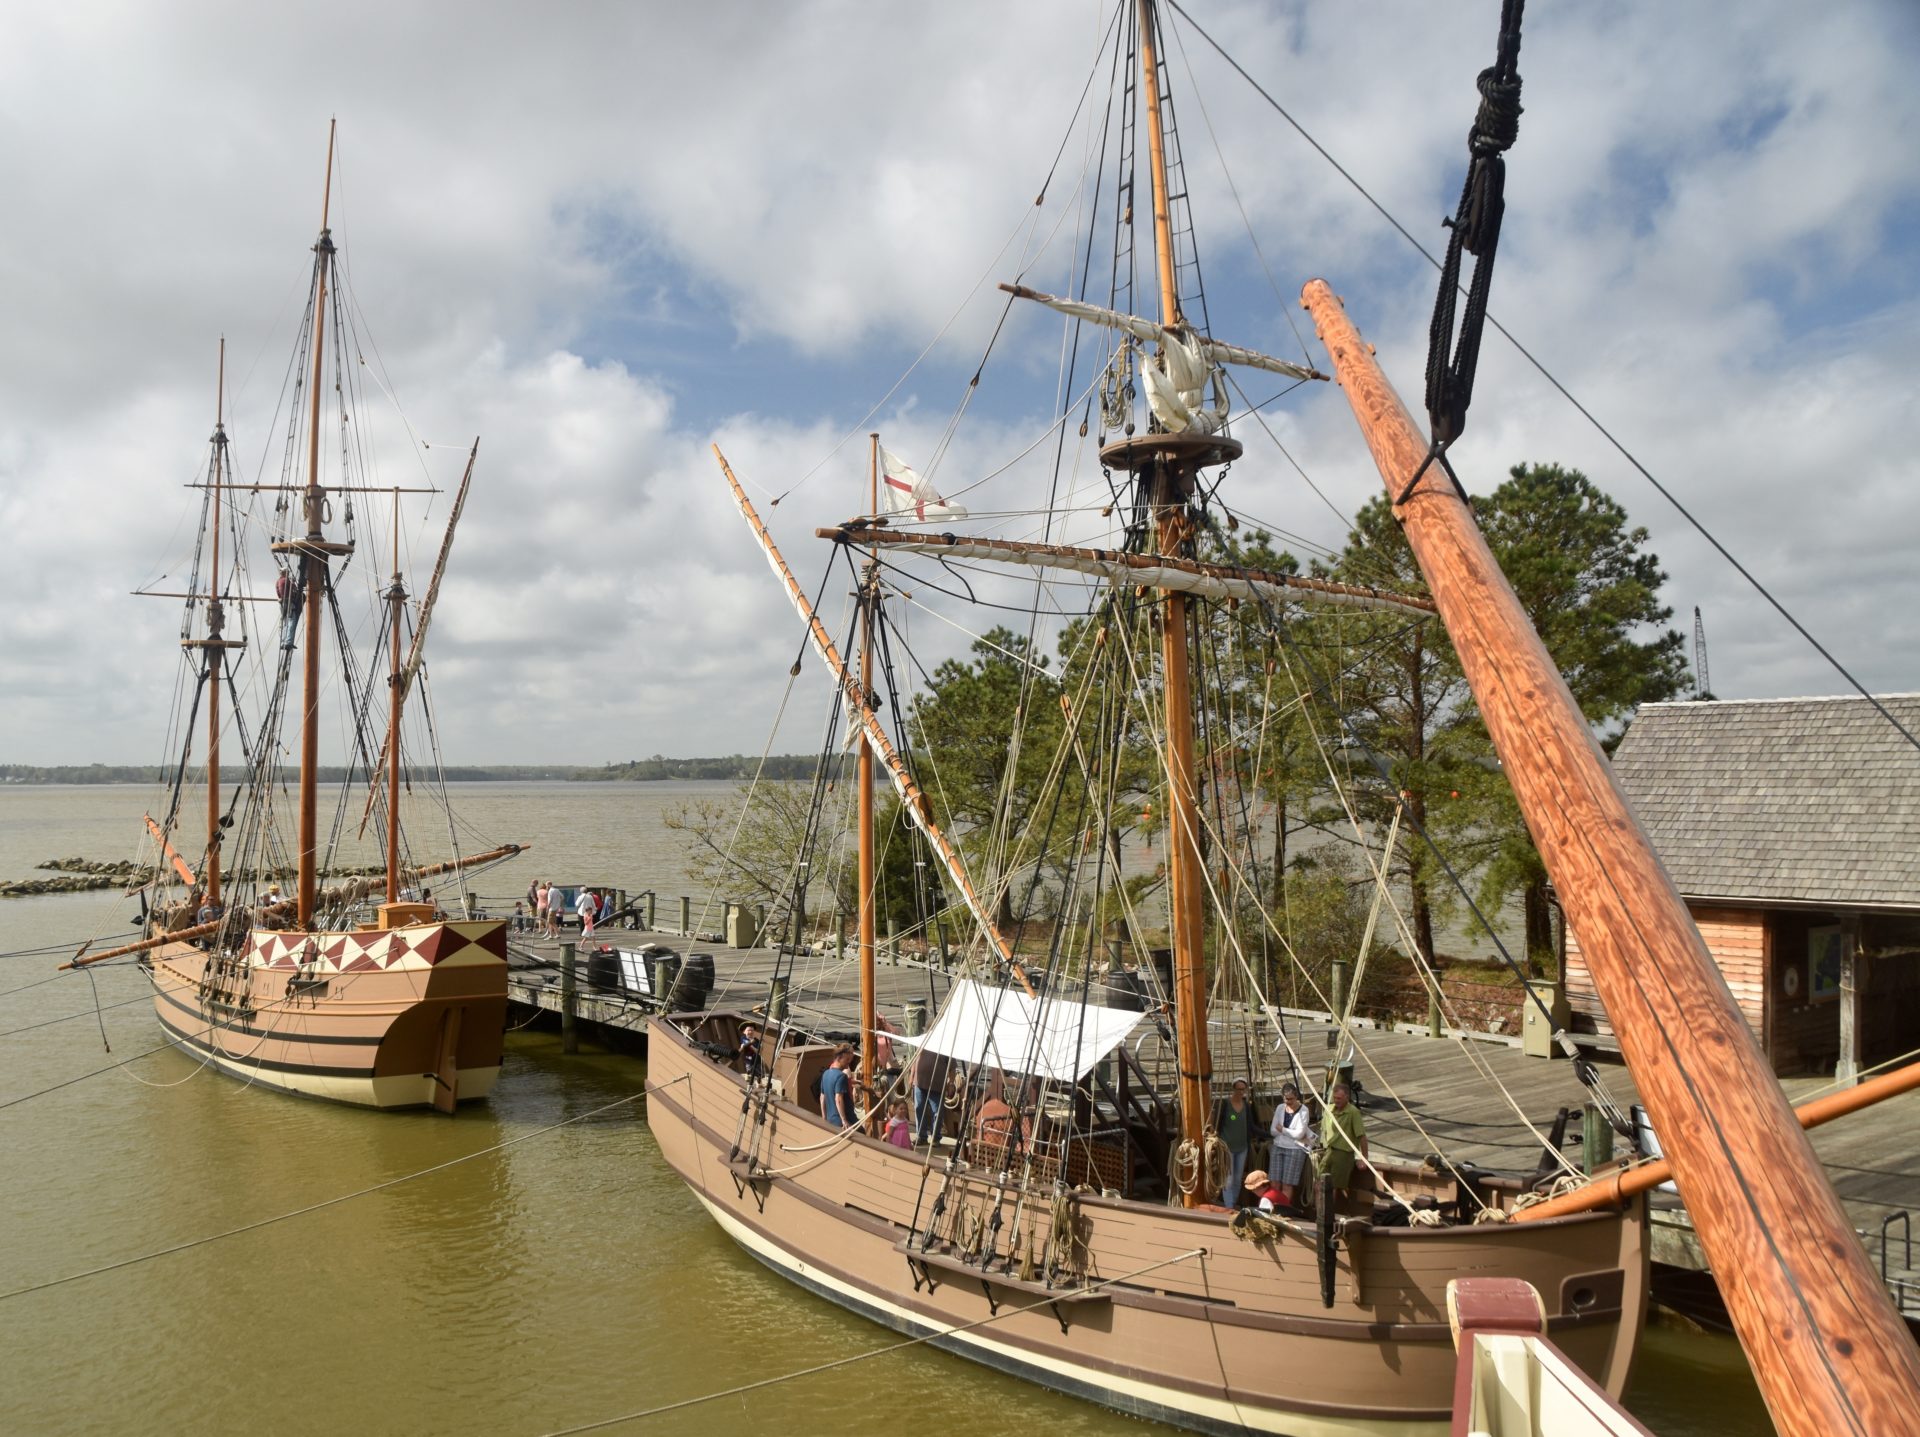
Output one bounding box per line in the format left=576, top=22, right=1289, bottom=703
left=858, top=434, right=879, bottom=1124
left=1303, top=279, right=1920, bottom=1437
left=384, top=489, right=404, bottom=903
left=1137, top=0, right=1212, bottom=1201
left=204, top=338, right=227, bottom=907
left=296, top=120, right=337, bottom=929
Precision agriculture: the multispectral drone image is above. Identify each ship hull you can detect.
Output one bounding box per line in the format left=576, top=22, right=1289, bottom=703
left=646, top=1015, right=1648, bottom=1436
left=146, top=919, right=508, bottom=1110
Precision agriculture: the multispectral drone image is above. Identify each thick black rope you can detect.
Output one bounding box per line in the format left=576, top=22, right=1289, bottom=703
left=1424, top=0, right=1525, bottom=453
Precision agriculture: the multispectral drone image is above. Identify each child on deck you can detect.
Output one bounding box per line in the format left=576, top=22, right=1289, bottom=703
left=882, top=1097, right=913, bottom=1149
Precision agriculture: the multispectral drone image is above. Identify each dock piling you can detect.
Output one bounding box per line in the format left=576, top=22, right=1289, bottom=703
left=1582, top=1101, right=1613, bottom=1175
left=560, top=940, right=578, bottom=1054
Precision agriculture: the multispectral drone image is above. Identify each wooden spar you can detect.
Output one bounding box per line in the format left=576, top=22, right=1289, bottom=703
left=206, top=338, right=226, bottom=906
left=816, top=524, right=1436, bottom=616
left=1137, top=0, right=1211, bottom=1202
left=385, top=490, right=404, bottom=903
left=859, top=436, right=879, bottom=1122
left=1300, top=279, right=1920, bottom=1436
left=297, top=121, right=336, bottom=930
left=1137, top=0, right=1182, bottom=331
left=711, top=445, right=1034, bottom=995
left=395, top=439, right=478, bottom=704
left=61, top=841, right=529, bottom=970
left=1518, top=1059, right=1920, bottom=1224
left=357, top=439, right=480, bottom=841
left=144, top=814, right=197, bottom=887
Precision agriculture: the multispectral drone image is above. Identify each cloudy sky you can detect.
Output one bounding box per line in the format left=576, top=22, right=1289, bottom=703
left=2, top=0, right=1916, bottom=767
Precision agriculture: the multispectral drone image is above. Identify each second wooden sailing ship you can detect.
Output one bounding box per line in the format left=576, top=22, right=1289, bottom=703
left=67, top=125, right=524, bottom=1112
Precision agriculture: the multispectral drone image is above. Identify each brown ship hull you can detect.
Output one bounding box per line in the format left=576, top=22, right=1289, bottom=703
left=146, top=919, right=508, bottom=1110
left=646, top=1016, right=1648, bottom=1437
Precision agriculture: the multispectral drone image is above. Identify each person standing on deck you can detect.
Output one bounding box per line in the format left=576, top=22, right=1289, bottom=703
left=1213, top=1079, right=1259, bottom=1206
left=1269, top=1083, right=1312, bottom=1210
left=819, top=1048, right=856, bottom=1128
left=1319, top=1082, right=1368, bottom=1200
left=912, top=1042, right=950, bottom=1146
left=576, top=887, right=598, bottom=939
left=534, top=882, right=551, bottom=937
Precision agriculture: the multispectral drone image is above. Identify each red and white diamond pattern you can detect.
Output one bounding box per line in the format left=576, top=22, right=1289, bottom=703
left=245, top=921, right=486, bottom=973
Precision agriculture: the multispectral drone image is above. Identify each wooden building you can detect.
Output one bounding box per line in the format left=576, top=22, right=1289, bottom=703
left=1566, top=694, right=1920, bottom=1078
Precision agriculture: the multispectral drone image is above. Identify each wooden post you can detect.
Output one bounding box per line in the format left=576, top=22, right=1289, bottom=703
left=1329, top=959, right=1349, bottom=1031
left=679, top=895, right=691, bottom=935
left=886, top=918, right=898, bottom=966
left=560, top=939, right=578, bottom=1055
left=645, top=891, right=656, bottom=930
left=768, top=973, right=790, bottom=1025
left=1837, top=915, right=1862, bottom=1086
left=1303, top=278, right=1920, bottom=1435
left=1582, top=1102, right=1614, bottom=1177
left=836, top=910, right=848, bottom=962
left=1428, top=983, right=1443, bottom=1040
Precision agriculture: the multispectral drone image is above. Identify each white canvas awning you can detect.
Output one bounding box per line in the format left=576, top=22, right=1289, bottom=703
left=900, top=978, right=1142, bottom=1083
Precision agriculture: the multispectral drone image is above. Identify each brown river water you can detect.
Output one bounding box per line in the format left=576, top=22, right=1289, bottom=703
left=0, top=783, right=1772, bottom=1435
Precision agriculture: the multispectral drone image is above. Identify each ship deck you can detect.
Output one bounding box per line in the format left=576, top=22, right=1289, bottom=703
left=504, top=921, right=1920, bottom=1320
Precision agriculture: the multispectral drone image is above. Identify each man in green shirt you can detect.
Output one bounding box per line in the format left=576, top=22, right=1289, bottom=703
left=1319, top=1081, right=1368, bottom=1198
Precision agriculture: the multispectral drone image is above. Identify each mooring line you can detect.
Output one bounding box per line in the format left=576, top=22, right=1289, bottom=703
left=538, top=1246, right=1208, bottom=1433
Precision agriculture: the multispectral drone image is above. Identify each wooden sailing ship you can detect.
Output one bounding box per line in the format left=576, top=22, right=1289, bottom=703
left=634, top=6, right=1719, bottom=1431
left=67, top=125, right=524, bottom=1112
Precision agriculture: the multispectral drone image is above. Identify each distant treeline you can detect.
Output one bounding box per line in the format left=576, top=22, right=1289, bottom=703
left=589, top=755, right=847, bottom=782
left=1, top=758, right=840, bottom=785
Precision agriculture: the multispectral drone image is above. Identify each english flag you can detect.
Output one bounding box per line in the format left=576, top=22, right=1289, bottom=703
left=880, top=447, right=967, bottom=522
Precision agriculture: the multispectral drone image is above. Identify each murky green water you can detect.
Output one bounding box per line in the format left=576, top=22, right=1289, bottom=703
left=0, top=784, right=1771, bottom=1435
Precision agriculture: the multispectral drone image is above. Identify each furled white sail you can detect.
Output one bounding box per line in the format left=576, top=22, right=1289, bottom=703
left=1000, top=283, right=1322, bottom=436
left=816, top=526, right=1437, bottom=618
left=881, top=447, right=968, bottom=522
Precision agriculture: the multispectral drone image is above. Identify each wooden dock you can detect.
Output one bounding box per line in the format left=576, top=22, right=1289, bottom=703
left=505, top=922, right=1920, bottom=1321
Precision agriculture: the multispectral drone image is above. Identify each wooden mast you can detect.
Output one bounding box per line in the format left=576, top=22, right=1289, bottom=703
left=858, top=434, right=880, bottom=1125
left=296, top=120, right=336, bottom=929
left=1301, top=279, right=1920, bottom=1437
left=204, top=338, right=227, bottom=908
left=384, top=490, right=404, bottom=903
left=1137, top=0, right=1211, bottom=1201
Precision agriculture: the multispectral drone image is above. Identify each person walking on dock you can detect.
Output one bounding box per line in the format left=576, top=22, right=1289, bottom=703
left=576, top=887, right=598, bottom=939
left=534, top=881, right=551, bottom=937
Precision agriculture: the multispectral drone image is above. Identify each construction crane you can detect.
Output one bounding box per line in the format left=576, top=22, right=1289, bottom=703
left=1693, top=606, right=1712, bottom=700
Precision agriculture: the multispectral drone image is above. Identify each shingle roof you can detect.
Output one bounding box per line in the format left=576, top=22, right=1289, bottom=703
left=1610, top=695, right=1920, bottom=908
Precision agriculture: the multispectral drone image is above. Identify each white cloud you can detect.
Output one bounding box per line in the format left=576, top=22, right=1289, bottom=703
left=1, top=0, right=1916, bottom=767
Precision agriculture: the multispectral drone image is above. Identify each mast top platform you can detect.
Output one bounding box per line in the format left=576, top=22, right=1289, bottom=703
left=270, top=538, right=354, bottom=558
left=1099, top=431, right=1242, bottom=474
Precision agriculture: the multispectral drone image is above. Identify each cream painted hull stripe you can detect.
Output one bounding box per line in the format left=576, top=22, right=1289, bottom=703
left=167, top=1028, right=498, bottom=1108
left=694, top=1193, right=1446, bottom=1437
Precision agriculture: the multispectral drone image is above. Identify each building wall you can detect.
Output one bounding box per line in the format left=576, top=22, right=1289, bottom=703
left=1565, top=905, right=1767, bottom=1049
left=1567, top=902, right=1918, bottom=1076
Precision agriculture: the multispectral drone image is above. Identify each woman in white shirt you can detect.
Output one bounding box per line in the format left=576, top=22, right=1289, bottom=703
left=1268, top=1082, right=1312, bottom=1210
